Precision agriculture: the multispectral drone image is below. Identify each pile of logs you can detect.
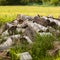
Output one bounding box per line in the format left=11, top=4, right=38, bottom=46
left=0, top=14, right=60, bottom=58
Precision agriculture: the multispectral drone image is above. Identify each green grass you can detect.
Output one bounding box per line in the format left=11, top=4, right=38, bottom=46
left=0, top=6, right=60, bottom=23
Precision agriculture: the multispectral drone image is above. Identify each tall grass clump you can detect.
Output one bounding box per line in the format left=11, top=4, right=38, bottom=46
left=30, top=34, right=55, bottom=60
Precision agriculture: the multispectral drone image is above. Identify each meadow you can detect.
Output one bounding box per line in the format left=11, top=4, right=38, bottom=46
left=0, top=6, right=60, bottom=23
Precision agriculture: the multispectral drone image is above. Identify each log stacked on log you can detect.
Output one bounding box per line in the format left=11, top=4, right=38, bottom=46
left=0, top=14, right=60, bottom=58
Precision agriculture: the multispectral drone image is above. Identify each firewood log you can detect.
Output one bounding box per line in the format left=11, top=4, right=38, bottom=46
left=0, top=38, right=13, bottom=51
